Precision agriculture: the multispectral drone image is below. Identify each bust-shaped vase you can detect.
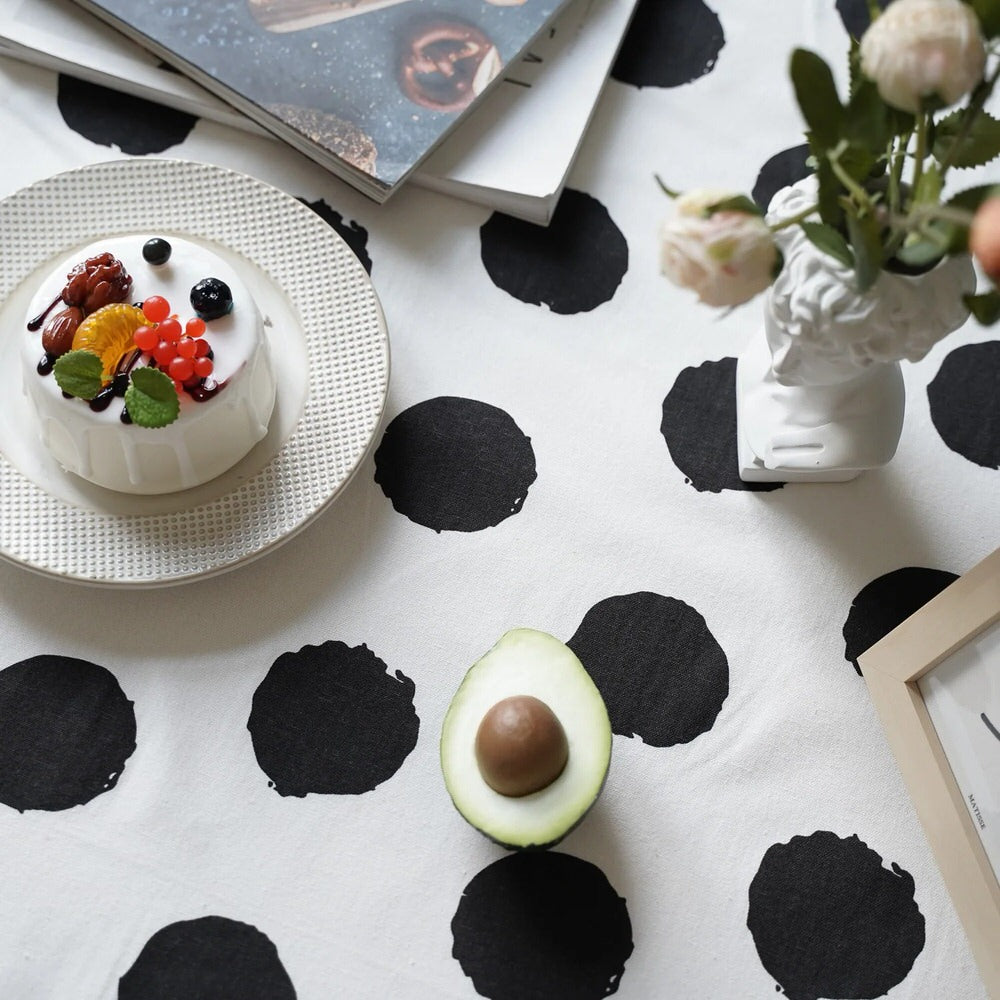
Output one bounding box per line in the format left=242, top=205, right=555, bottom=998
left=736, top=176, right=976, bottom=482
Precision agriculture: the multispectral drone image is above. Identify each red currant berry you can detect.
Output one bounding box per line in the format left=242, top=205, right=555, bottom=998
left=172, top=380, right=185, bottom=396
left=194, top=337, right=212, bottom=357
left=158, top=317, right=182, bottom=343
left=153, top=340, right=177, bottom=366
left=169, top=357, right=194, bottom=382
left=185, top=317, right=206, bottom=339
left=176, top=337, right=198, bottom=359
left=193, top=357, right=214, bottom=379
left=142, top=295, right=170, bottom=323
left=133, top=325, right=158, bottom=352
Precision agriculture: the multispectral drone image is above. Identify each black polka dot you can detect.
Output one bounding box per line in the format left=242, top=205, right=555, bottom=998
left=611, top=0, right=724, bottom=88
left=661, top=357, right=784, bottom=493
left=928, top=341, right=1000, bottom=469
left=837, top=0, right=893, bottom=39
left=0, top=655, right=136, bottom=813
left=452, top=852, right=633, bottom=1000
left=119, top=916, right=296, bottom=999
left=568, top=592, right=728, bottom=746
left=752, top=145, right=812, bottom=213
left=844, top=567, right=958, bottom=676
left=248, top=641, right=419, bottom=796
left=57, top=76, right=197, bottom=154
left=480, top=189, right=627, bottom=314
left=748, top=832, right=925, bottom=1000
left=298, top=197, right=372, bottom=274
left=374, top=396, right=537, bottom=532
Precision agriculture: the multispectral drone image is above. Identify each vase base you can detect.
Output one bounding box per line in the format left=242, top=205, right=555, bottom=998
left=736, top=433, right=863, bottom=483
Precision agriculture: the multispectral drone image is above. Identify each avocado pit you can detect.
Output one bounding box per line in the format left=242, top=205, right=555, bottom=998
left=475, top=695, right=569, bottom=797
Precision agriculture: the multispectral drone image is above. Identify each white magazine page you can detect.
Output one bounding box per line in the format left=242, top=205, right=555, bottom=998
left=920, top=621, right=1000, bottom=882
left=0, top=0, right=256, bottom=128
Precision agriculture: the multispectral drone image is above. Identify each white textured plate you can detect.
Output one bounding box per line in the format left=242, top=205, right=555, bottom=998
left=0, top=159, right=389, bottom=587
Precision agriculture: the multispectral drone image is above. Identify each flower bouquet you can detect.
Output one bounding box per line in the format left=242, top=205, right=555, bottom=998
left=658, top=0, right=1000, bottom=482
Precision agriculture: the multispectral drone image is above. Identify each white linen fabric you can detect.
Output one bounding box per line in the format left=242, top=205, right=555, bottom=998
left=0, top=0, right=996, bottom=997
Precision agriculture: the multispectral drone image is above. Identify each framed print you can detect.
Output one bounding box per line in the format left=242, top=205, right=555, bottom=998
left=860, top=547, right=1000, bottom=998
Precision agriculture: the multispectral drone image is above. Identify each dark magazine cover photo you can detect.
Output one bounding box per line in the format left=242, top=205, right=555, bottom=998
left=83, top=0, right=562, bottom=190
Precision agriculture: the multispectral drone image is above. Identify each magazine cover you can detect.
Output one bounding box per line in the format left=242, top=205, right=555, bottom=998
left=72, top=0, right=564, bottom=199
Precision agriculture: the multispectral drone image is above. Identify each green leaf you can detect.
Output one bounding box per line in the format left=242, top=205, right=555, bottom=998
left=845, top=207, right=883, bottom=292
left=971, top=0, right=1000, bottom=38
left=933, top=109, right=1000, bottom=168
left=964, top=289, right=1000, bottom=324
left=801, top=221, right=854, bottom=268
left=815, top=155, right=844, bottom=228
left=845, top=77, right=894, bottom=153
left=124, top=366, right=180, bottom=428
left=53, top=350, right=103, bottom=400
left=790, top=49, right=844, bottom=151
left=706, top=194, right=763, bottom=217
left=893, top=237, right=946, bottom=271
left=837, top=144, right=878, bottom=185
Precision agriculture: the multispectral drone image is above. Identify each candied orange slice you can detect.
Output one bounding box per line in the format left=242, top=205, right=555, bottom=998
left=72, top=303, right=146, bottom=380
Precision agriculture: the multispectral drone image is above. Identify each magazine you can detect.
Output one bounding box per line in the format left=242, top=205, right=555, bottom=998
left=62, top=0, right=569, bottom=202
left=0, top=0, right=633, bottom=221
left=414, top=0, right=635, bottom=223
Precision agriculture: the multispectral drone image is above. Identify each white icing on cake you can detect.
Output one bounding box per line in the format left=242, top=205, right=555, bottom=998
left=22, top=236, right=276, bottom=495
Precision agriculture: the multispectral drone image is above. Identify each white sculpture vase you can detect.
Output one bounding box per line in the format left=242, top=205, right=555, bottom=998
left=736, top=177, right=976, bottom=483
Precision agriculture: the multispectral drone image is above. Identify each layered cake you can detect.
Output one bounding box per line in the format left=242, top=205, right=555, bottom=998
left=22, top=235, right=276, bottom=495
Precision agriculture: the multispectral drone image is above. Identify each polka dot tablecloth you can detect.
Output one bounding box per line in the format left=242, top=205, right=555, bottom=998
left=0, top=0, right=998, bottom=998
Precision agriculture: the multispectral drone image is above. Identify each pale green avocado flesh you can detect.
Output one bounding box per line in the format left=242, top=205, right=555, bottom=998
left=440, top=628, right=612, bottom=850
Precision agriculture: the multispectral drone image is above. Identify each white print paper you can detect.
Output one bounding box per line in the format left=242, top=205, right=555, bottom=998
left=920, top=620, right=1000, bottom=882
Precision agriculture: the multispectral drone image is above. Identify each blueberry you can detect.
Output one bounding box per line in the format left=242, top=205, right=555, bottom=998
left=142, top=238, right=172, bottom=265
left=190, top=277, right=233, bottom=321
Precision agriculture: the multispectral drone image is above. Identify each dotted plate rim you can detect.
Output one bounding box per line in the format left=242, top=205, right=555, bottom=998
left=0, top=159, right=390, bottom=588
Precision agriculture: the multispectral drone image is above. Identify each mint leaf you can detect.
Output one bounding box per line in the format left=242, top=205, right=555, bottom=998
left=965, top=290, right=1000, bottom=325
left=933, top=109, right=1000, bottom=168
left=801, top=221, right=854, bottom=268
left=790, top=48, right=844, bottom=151
left=124, top=366, right=180, bottom=428
left=53, top=350, right=103, bottom=399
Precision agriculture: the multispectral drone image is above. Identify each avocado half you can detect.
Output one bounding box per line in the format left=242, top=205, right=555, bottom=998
left=441, top=628, right=612, bottom=850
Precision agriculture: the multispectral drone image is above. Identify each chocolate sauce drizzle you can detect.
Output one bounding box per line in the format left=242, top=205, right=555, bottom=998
left=27, top=295, right=62, bottom=333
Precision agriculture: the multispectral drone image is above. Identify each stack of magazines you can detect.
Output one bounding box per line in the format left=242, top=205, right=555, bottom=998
left=0, top=0, right=637, bottom=223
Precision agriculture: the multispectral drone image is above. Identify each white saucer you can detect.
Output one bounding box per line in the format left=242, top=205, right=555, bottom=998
left=0, top=159, right=389, bottom=587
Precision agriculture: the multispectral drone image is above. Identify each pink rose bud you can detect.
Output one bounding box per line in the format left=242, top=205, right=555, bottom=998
left=660, top=189, right=778, bottom=308
left=860, top=0, right=985, bottom=114
left=969, top=196, right=1000, bottom=282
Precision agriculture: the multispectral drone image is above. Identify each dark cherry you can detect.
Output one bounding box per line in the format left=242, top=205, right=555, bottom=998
left=190, top=277, right=233, bottom=321
left=112, top=373, right=130, bottom=397
left=142, top=238, right=172, bottom=265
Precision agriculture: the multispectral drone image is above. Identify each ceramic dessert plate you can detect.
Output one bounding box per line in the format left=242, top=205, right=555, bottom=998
left=0, top=159, right=390, bottom=587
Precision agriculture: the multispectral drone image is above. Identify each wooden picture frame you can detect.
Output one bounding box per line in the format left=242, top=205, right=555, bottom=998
left=860, top=547, right=1000, bottom=997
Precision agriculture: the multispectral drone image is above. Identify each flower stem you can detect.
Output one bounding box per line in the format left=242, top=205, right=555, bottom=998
left=828, top=142, right=871, bottom=206
left=909, top=107, right=927, bottom=209
left=769, top=204, right=819, bottom=231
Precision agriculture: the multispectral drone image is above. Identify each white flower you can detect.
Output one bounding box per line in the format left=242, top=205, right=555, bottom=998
left=659, top=190, right=778, bottom=307
left=860, top=0, right=985, bottom=114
